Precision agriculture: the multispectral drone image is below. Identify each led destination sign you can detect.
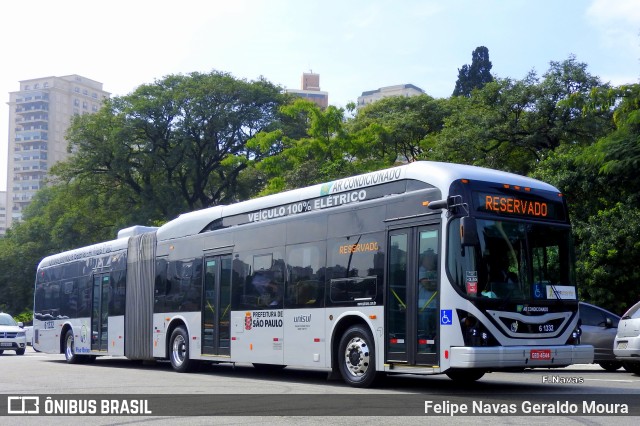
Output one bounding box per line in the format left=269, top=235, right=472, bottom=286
left=484, top=195, right=548, bottom=217
left=474, top=191, right=565, bottom=221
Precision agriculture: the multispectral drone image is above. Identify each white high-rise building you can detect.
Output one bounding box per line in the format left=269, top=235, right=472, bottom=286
left=3, top=75, right=109, bottom=235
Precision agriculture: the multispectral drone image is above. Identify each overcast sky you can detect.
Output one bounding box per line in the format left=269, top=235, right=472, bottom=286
left=2, top=0, right=639, bottom=191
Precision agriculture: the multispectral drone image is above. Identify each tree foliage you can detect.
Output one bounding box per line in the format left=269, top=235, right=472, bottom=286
left=348, top=94, right=447, bottom=164
left=55, top=71, right=287, bottom=222
left=452, top=46, right=494, bottom=97
left=433, top=57, right=613, bottom=175
left=249, top=99, right=363, bottom=194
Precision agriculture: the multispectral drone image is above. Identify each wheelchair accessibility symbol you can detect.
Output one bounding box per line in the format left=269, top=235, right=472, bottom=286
left=440, top=309, right=453, bottom=325
left=533, top=283, right=544, bottom=299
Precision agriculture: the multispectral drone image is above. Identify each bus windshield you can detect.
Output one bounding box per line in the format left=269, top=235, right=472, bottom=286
left=448, top=218, right=576, bottom=302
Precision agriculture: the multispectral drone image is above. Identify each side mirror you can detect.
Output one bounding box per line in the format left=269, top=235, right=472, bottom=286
left=604, top=317, right=613, bottom=329
left=461, top=216, right=479, bottom=247
left=427, top=199, right=448, bottom=210
left=18, top=322, right=24, bottom=328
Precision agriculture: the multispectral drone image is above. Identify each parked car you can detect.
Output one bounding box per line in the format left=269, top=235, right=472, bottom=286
left=0, top=313, right=27, bottom=355
left=579, top=301, right=621, bottom=371
left=614, top=300, right=640, bottom=375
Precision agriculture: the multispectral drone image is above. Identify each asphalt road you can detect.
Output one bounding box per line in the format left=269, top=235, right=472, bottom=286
left=1, top=346, right=639, bottom=425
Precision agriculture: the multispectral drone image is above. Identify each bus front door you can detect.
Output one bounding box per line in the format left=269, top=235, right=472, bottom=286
left=386, top=226, right=440, bottom=366
left=202, top=255, right=232, bottom=356
left=91, top=274, right=110, bottom=352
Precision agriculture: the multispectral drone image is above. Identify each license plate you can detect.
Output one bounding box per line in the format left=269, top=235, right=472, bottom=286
left=530, top=349, right=551, bottom=360
left=0, top=342, right=12, bottom=347
left=617, top=342, right=628, bottom=350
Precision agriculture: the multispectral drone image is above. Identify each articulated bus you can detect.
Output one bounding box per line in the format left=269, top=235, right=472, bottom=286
left=33, top=161, right=593, bottom=387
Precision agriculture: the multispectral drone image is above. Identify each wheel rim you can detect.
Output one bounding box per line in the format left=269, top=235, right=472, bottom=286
left=65, top=333, right=74, bottom=360
left=171, top=334, right=186, bottom=367
left=343, top=336, right=370, bottom=378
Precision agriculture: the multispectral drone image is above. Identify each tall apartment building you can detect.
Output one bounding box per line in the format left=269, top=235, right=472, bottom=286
left=0, top=191, right=6, bottom=235
left=285, top=72, right=329, bottom=108
left=356, top=84, right=425, bottom=109
left=3, top=75, right=109, bottom=235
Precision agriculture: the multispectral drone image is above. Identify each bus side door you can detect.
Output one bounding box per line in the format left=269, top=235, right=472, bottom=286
left=202, top=255, right=232, bottom=356
left=386, top=225, right=440, bottom=366
left=91, top=273, right=110, bottom=352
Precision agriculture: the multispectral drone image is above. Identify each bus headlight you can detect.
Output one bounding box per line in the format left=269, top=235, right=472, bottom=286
left=567, top=326, right=581, bottom=345
left=457, top=310, right=497, bottom=347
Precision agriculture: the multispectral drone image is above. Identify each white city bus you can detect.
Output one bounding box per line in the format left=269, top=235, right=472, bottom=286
left=33, top=161, right=593, bottom=387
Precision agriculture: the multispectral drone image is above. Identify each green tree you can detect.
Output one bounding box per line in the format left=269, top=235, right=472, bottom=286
left=55, top=71, right=287, bottom=221
left=452, top=46, right=494, bottom=97
left=0, top=235, right=39, bottom=315
left=433, top=56, right=612, bottom=175
left=249, top=99, right=360, bottom=194
left=431, top=77, right=541, bottom=173
left=348, top=94, right=447, bottom=165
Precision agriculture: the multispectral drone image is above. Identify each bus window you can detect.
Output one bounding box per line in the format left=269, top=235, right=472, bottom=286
left=164, top=259, right=202, bottom=312
left=233, top=250, right=285, bottom=310
left=77, top=275, right=92, bottom=318
left=448, top=218, right=575, bottom=301
left=110, top=270, right=126, bottom=316
left=417, top=230, right=439, bottom=354
left=154, top=258, right=168, bottom=313
left=285, top=242, right=325, bottom=308
left=327, top=233, right=384, bottom=305
left=60, top=280, right=77, bottom=319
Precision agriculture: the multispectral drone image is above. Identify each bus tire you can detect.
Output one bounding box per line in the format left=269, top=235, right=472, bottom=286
left=598, top=361, right=622, bottom=372
left=64, top=329, right=80, bottom=364
left=622, top=362, right=640, bottom=375
left=337, top=325, right=379, bottom=387
left=0, top=350, right=4, bottom=355
left=446, top=368, right=485, bottom=382
left=169, top=326, right=193, bottom=373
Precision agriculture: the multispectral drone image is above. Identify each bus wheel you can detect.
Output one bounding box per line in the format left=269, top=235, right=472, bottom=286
left=338, top=325, right=379, bottom=387
left=598, top=361, right=622, bottom=372
left=446, top=368, right=485, bottom=382
left=64, top=329, right=79, bottom=364
left=169, top=326, right=193, bottom=373
left=623, top=362, right=640, bottom=375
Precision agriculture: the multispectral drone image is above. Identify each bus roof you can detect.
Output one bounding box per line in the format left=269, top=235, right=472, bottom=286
left=155, top=161, right=559, bottom=242
left=38, top=237, right=130, bottom=270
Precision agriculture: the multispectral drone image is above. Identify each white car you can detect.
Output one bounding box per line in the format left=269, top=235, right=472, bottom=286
left=614, top=300, right=640, bottom=375
left=0, top=313, right=27, bottom=355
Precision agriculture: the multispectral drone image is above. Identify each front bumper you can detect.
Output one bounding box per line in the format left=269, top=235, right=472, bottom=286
left=0, top=341, right=26, bottom=350
left=449, top=345, right=594, bottom=369
left=613, top=336, right=640, bottom=360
